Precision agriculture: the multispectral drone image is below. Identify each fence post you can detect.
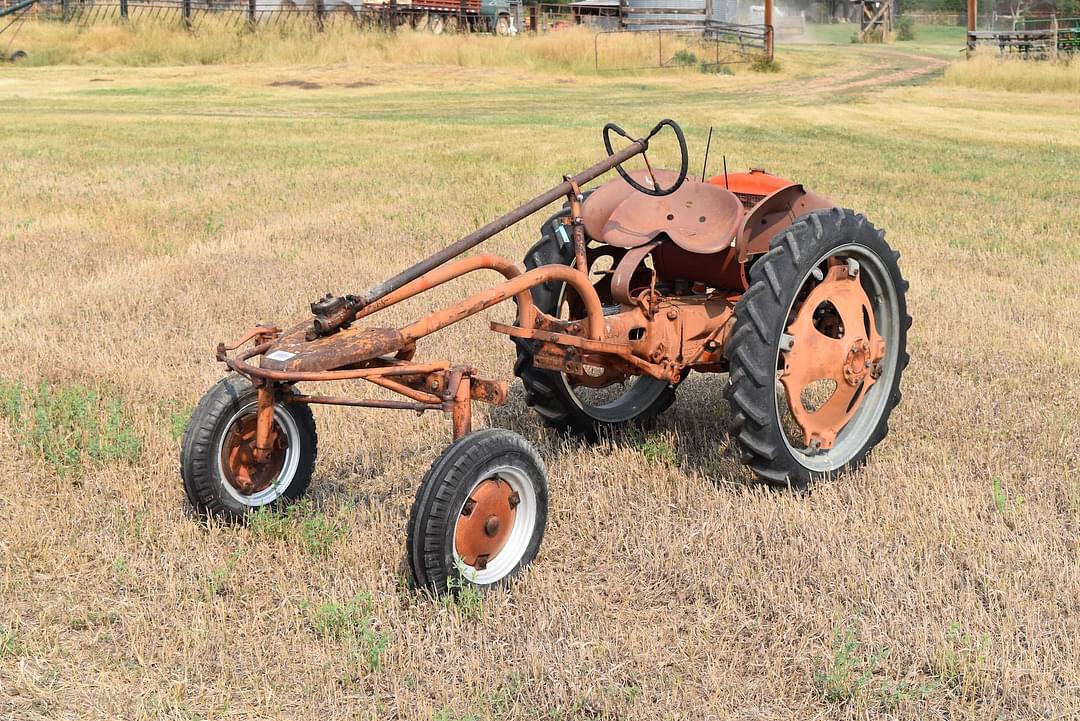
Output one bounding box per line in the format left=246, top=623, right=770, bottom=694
left=389, top=0, right=396, bottom=31
left=119, top=0, right=128, bottom=20
left=530, top=1, right=538, bottom=31
left=61, top=0, right=70, bottom=21
left=182, top=0, right=191, bottom=28
left=315, top=0, right=325, bottom=30
left=248, top=0, right=256, bottom=25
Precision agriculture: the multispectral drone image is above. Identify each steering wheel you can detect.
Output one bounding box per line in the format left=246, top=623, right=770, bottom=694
left=602, top=119, right=689, bottom=197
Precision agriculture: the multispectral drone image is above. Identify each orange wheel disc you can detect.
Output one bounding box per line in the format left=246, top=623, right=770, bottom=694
left=219, top=413, right=288, bottom=497
left=454, top=477, right=518, bottom=571
left=780, top=261, right=886, bottom=450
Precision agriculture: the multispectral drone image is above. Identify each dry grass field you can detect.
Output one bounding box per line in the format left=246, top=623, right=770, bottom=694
left=1, top=23, right=1079, bottom=720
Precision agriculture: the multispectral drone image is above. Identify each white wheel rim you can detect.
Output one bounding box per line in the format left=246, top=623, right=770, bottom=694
left=772, top=243, right=901, bottom=472
left=215, top=401, right=301, bottom=507
left=452, top=464, right=537, bottom=586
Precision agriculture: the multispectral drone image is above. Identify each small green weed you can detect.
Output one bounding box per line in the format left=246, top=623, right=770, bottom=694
left=638, top=434, right=677, bottom=466
left=896, top=16, right=916, bottom=41
left=0, top=380, right=143, bottom=478
left=204, top=550, right=244, bottom=600
left=750, top=54, right=781, bottom=73
left=991, top=476, right=1024, bottom=518
left=0, top=626, right=22, bottom=658
left=302, top=593, right=390, bottom=672
left=167, top=403, right=192, bottom=443
left=203, top=211, right=225, bottom=236
left=700, top=62, right=734, bottom=75
left=671, top=49, right=697, bottom=66
left=433, top=707, right=479, bottom=721
left=249, top=499, right=345, bottom=557
left=934, top=623, right=991, bottom=699
left=443, top=574, right=484, bottom=621
left=814, top=622, right=936, bottom=709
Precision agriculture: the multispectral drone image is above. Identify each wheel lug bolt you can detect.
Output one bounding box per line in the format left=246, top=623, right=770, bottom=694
left=508, top=491, right=520, bottom=509
left=462, top=498, right=476, bottom=517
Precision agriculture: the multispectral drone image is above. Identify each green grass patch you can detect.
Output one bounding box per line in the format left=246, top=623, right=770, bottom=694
left=248, top=499, right=346, bottom=557
left=814, top=621, right=938, bottom=710
left=0, top=379, right=143, bottom=478
left=302, top=592, right=390, bottom=674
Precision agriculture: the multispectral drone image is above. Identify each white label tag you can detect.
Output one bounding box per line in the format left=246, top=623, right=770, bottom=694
left=265, top=350, right=297, bottom=362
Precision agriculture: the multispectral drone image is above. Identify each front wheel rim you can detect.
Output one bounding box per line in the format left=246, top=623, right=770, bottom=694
left=216, top=401, right=301, bottom=507
left=452, top=464, right=537, bottom=585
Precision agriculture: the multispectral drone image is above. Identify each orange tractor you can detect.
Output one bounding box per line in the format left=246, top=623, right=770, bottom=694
left=181, top=120, right=910, bottom=594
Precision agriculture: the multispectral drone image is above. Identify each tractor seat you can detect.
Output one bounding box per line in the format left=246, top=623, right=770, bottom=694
left=583, top=169, right=745, bottom=255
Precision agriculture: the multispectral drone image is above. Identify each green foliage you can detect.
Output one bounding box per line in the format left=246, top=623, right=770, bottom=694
left=902, top=0, right=965, bottom=11
left=991, top=476, right=1024, bottom=518
left=167, top=403, right=192, bottom=443
left=897, top=16, right=916, bottom=41
left=302, top=593, right=390, bottom=672
left=934, top=623, right=991, bottom=699
left=671, top=49, right=697, bottom=66
left=750, top=54, right=781, bottom=73
left=638, top=434, right=677, bottom=466
left=204, top=550, right=244, bottom=600
left=814, top=623, right=937, bottom=709
left=700, top=62, right=734, bottom=75
left=443, top=574, right=484, bottom=621
left=0, top=379, right=143, bottom=478
left=249, top=500, right=346, bottom=557
left=0, top=626, right=22, bottom=658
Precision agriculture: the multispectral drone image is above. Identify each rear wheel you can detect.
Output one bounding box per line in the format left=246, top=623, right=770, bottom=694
left=494, top=14, right=511, bottom=35
left=512, top=210, right=679, bottom=441
left=725, top=208, right=910, bottom=491
left=181, top=376, right=317, bottom=520
left=407, top=429, right=548, bottom=595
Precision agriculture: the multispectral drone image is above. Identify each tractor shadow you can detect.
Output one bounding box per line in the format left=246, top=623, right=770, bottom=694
left=485, top=372, right=760, bottom=493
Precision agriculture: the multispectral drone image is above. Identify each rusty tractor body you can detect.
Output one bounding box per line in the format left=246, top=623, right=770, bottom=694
left=183, top=119, right=910, bottom=594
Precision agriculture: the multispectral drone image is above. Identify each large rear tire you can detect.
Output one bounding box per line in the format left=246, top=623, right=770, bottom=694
left=725, top=208, right=910, bottom=491
left=512, top=210, right=679, bottom=442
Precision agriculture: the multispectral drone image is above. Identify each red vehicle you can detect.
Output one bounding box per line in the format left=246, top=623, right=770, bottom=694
left=182, top=120, right=910, bottom=595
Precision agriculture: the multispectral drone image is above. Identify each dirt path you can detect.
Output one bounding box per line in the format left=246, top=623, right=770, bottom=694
left=798, top=50, right=950, bottom=94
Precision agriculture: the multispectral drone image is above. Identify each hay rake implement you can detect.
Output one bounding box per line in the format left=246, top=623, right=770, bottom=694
left=182, top=119, right=910, bottom=595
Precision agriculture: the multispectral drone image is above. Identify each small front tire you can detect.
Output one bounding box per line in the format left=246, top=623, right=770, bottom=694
left=407, top=429, right=548, bottom=595
left=181, top=375, right=317, bottom=520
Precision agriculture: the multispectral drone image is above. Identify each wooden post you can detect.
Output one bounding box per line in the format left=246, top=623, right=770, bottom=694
left=61, top=0, right=70, bottom=21
left=315, top=0, right=325, bottom=30
left=966, top=0, right=976, bottom=54
left=1049, top=13, right=1058, bottom=59
left=119, top=0, right=127, bottom=20
left=248, top=0, right=256, bottom=25
left=182, top=0, right=191, bottom=28
left=764, top=0, right=773, bottom=57
left=530, top=1, right=538, bottom=32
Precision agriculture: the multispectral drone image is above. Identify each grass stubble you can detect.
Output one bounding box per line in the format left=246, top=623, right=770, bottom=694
left=0, top=21, right=1079, bottom=721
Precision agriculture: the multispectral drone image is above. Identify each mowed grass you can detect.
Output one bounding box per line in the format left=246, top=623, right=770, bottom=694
left=1, top=29, right=1079, bottom=720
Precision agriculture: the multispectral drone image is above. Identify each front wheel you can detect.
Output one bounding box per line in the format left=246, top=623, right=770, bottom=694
left=181, top=375, right=317, bottom=520
left=725, top=208, right=910, bottom=491
left=407, top=429, right=548, bottom=595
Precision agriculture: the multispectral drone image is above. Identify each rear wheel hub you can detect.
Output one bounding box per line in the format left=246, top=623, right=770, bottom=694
left=780, top=263, right=886, bottom=450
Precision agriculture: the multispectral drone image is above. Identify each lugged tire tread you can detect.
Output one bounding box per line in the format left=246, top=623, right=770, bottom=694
left=724, top=208, right=911, bottom=491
